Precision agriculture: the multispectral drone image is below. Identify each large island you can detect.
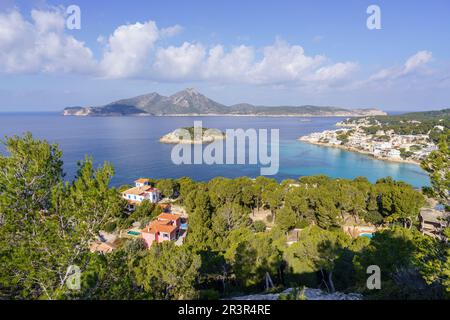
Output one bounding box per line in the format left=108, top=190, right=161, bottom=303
left=63, top=88, right=386, bottom=117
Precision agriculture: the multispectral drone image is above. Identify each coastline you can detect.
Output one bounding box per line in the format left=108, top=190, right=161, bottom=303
left=298, top=138, right=421, bottom=166
left=62, top=113, right=382, bottom=118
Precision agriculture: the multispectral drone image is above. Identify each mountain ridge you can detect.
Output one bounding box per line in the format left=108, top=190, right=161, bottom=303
left=63, top=88, right=387, bottom=117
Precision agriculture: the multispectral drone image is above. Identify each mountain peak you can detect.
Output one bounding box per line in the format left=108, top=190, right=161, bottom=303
left=171, top=88, right=202, bottom=98
left=64, top=88, right=387, bottom=116
left=169, top=88, right=220, bottom=109
left=185, top=87, right=199, bottom=94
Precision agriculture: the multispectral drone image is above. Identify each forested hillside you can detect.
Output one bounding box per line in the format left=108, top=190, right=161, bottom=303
left=0, top=133, right=449, bottom=300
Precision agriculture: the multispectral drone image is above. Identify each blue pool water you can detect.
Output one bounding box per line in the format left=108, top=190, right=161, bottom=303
left=181, top=223, right=188, bottom=230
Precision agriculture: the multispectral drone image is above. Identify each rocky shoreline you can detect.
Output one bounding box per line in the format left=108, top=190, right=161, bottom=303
left=298, top=137, right=420, bottom=165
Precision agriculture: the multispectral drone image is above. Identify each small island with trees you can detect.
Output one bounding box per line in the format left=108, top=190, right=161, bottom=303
left=160, top=126, right=225, bottom=144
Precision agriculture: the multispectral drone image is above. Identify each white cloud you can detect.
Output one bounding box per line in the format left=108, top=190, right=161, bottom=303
left=99, top=21, right=160, bottom=78
left=404, top=50, right=432, bottom=73
left=14, top=7, right=445, bottom=92
left=204, top=44, right=255, bottom=81
left=153, top=42, right=206, bottom=80
left=0, top=8, right=358, bottom=87
left=248, top=40, right=327, bottom=84
left=31, top=9, right=65, bottom=33
left=312, top=62, right=359, bottom=82
left=160, top=24, right=183, bottom=38
left=0, top=9, right=95, bottom=74
left=370, top=50, right=433, bottom=81
left=151, top=39, right=357, bottom=86
left=98, top=22, right=185, bottom=79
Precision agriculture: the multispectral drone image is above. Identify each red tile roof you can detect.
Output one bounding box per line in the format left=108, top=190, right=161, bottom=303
left=157, top=213, right=181, bottom=221
left=142, top=220, right=178, bottom=234
left=89, top=241, right=116, bottom=253
left=123, top=185, right=158, bottom=196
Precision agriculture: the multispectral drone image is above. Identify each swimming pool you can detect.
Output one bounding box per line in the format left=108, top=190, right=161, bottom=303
left=360, top=233, right=374, bottom=239
left=127, top=230, right=141, bottom=236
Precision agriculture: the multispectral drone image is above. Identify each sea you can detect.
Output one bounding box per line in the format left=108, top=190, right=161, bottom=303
left=0, top=113, right=429, bottom=188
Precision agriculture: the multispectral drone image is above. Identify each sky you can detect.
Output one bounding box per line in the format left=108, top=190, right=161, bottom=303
left=0, top=0, right=449, bottom=112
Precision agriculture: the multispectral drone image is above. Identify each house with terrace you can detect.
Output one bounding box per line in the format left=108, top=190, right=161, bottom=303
left=122, top=178, right=161, bottom=211
left=141, top=213, right=182, bottom=248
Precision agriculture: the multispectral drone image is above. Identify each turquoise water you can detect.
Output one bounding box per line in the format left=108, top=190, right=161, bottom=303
left=360, top=233, right=374, bottom=239
left=181, top=223, right=188, bottom=230
left=0, top=113, right=429, bottom=187
left=127, top=230, right=141, bottom=236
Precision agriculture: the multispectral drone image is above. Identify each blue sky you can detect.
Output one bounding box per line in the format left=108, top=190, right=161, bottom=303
left=0, top=0, right=449, bottom=111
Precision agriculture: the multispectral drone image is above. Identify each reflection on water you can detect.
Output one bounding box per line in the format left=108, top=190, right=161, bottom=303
left=0, top=113, right=429, bottom=187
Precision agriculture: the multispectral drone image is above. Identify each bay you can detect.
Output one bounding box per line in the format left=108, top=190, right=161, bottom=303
left=0, top=113, right=429, bottom=188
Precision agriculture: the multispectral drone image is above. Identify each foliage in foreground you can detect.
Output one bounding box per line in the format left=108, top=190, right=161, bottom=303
left=0, top=133, right=449, bottom=300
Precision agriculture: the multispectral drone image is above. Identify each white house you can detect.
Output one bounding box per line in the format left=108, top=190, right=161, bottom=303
left=122, top=178, right=161, bottom=211
left=387, top=149, right=402, bottom=160
left=134, top=178, right=150, bottom=188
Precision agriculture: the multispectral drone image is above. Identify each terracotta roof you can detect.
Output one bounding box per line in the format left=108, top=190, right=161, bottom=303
left=90, top=241, right=116, bottom=253
left=142, top=220, right=178, bottom=234
left=123, top=185, right=158, bottom=196
left=158, top=213, right=181, bottom=221
left=135, top=178, right=150, bottom=183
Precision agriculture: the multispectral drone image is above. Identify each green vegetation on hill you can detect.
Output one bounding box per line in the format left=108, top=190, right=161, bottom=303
left=336, top=130, right=354, bottom=144
left=0, top=133, right=449, bottom=300
left=421, top=136, right=450, bottom=206
left=352, top=108, right=450, bottom=143
left=179, top=127, right=224, bottom=138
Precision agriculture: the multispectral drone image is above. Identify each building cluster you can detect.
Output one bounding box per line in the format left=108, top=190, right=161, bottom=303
left=300, top=123, right=439, bottom=162
left=122, top=178, right=161, bottom=211
left=90, top=178, right=187, bottom=254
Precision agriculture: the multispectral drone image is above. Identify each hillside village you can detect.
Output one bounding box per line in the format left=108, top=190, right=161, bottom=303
left=299, top=117, right=444, bottom=163
left=90, top=176, right=448, bottom=256
left=90, top=178, right=188, bottom=254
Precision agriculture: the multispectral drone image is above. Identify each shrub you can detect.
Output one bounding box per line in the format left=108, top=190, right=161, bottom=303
left=103, top=221, right=117, bottom=233
left=360, top=211, right=384, bottom=225
left=252, top=221, right=266, bottom=233
left=198, top=289, right=220, bottom=300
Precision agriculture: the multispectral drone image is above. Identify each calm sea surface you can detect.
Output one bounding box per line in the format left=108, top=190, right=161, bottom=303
left=0, top=113, right=429, bottom=188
